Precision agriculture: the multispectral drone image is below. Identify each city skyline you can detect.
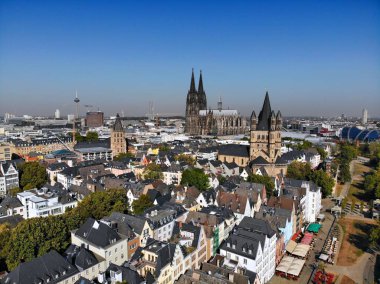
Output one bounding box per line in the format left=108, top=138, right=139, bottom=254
left=0, top=0, right=379, bottom=117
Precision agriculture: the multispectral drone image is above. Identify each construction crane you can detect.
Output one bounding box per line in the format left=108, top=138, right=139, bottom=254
left=84, top=104, right=93, bottom=112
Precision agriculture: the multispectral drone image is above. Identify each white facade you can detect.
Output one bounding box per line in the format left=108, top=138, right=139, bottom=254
left=17, top=189, right=77, bottom=219
left=57, top=172, right=82, bottom=189
left=220, top=232, right=276, bottom=283
left=163, top=170, right=182, bottom=185
left=303, top=182, right=322, bottom=223
left=0, top=163, right=19, bottom=196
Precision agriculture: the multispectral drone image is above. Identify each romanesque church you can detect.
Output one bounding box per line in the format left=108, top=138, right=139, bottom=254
left=218, top=92, right=287, bottom=176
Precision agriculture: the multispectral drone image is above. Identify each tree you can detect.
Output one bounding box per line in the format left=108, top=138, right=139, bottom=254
left=1, top=189, right=129, bottom=270
left=86, top=131, right=99, bottom=142
left=286, top=161, right=312, bottom=180
left=247, top=174, right=275, bottom=197
left=66, top=189, right=129, bottom=226
left=180, top=168, right=210, bottom=191
left=287, top=161, right=334, bottom=197
left=369, top=222, right=380, bottom=248
left=364, top=169, right=380, bottom=199
left=19, top=162, right=48, bottom=189
left=309, top=170, right=335, bottom=197
left=1, top=215, right=70, bottom=270
left=8, top=187, right=23, bottom=197
left=174, top=154, right=195, bottom=165
left=132, top=194, right=154, bottom=215
left=158, top=144, right=170, bottom=152
left=75, top=132, right=85, bottom=142
left=339, top=162, right=351, bottom=183
left=295, top=140, right=313, bottom=151
left=340, top=144, right=358, bottom=162
left=316, top=146, right=328, bottom=160
left=114, top=152, right=134, bottom=161
left=143, top=163, right=163, bottom=180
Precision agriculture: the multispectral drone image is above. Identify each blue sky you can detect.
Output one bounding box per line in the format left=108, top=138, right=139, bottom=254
left=0, top=0, right=379, bottom=117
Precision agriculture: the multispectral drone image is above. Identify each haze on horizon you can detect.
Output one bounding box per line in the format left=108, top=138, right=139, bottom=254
left=0, top=0, right=379, bottom=118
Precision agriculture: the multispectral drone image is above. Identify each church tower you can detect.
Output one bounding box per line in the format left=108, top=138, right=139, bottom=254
left=249, top=92, right=282, bottom=163
left=185, top=69, right=207, bottom=135
left=111, top=114, right=127, bottom=158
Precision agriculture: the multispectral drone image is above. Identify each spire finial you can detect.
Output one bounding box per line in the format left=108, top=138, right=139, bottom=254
left=190, top=69, right=197, bottom=93
left=198, top=70, right=204, bottom=94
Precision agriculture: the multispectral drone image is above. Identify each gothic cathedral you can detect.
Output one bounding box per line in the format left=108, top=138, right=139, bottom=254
left=185, top=69, right=247, bottom=136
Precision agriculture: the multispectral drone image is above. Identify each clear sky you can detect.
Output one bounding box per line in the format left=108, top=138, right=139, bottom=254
left=0, top=0, right=379, bottom=118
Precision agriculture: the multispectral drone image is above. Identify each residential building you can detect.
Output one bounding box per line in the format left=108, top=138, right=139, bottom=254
left=219, top=217, right=276, bottom=284
left=0, top=144, right=12, bottom=162
left=71, top=218, right=129, bottom=267
left=0, top=162, right=19, bottom=196
left=17, top=186, right=77, bottom=219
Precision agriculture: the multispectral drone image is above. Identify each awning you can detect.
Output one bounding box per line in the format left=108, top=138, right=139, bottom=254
left=286, top=240, right=310, bottom=258
left=307, top=223, right=321, bottom=233
left=285, top=240, right=297, bottom=252
left=301, top=232, right=314, bottom=245
left=291, top=244, right=310, bottom=258
left=276, top=256, right=306, bottom=276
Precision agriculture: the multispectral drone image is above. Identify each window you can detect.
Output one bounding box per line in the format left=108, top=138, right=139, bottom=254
left=244, top=258, right=247, bottom=264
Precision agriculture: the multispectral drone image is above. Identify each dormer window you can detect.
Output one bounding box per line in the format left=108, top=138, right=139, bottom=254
left=242, top=247, right=246, bottom=253
left=227, top=243, right=230, bottom=248
left=232, top=243, right=236, bottom=249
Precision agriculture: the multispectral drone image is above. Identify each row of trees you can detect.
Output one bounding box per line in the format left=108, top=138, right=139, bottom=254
left=0, top=189, right=129, bottom=270
left=287, top=161, right=335, bottom=197
left=337, top=144, right=358, bottom=183
left=364, top=169, right=380, bottom=199
left=75, top=131, right=99, bottom=142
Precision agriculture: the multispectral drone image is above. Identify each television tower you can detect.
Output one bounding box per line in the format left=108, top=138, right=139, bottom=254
left=74, top=90, right=80, bottom=119
left=73, top=90, right=80, bottom=144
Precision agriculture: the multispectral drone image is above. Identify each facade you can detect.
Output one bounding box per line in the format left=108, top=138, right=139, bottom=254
left=17, top=187, right=77, bottom=219
left=9, top=137, right=75, bottom=156
left=0, top=162, right=19, bottom=196
left=219, top=217, right=276, bottom=284
left=362, top=108, right=368, bottom=124
left=111, top=114, right=127, bottom=158
left=71, top=218, right=129, bottom=267
left=0, top=144, right=12, bottom=162
left=86, top=111, right=104, bottom=127
left=185, top=70, right=247, bottom=136
left=76, top=147, right=112, bottom=161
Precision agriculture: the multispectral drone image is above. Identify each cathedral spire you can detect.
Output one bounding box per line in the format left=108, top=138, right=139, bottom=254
left=189, top=68, right=197, bottom=93
left=198, top=70, right=204, bottom=94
